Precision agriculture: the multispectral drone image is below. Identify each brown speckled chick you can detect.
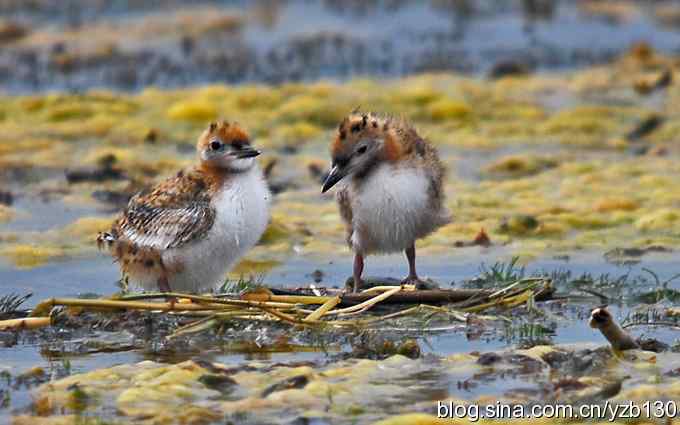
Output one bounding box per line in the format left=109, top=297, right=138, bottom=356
left=322, top=111, right=450, bottom=292
left=98, top=121, right=271, bottom=293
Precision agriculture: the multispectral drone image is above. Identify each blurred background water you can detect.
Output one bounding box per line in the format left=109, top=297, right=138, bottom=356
left=2, top=0, right=680, bottom=92
left=2, top=1, right=680, bottom=421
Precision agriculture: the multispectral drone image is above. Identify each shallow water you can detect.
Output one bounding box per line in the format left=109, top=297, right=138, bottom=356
left=2, top=249, right=679, bottom=422
left=4, top=0, right=680, bottom=92
left=1, top=2, right=680, bottom=422
left=2, top=237, right=679, bottom=305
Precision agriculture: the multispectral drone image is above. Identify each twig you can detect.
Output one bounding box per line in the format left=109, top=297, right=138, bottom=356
left=360, top=285, right=413, bottom=294
left=120, top=292, right=295, bottom=308
left=488, top=278, right=543, bottom=299
left=462, top=289, right=533, bottom=313
left=304, top=296, right=340, bottom=322
left=168, top=315, right=219, bottom=339
left=0, top=317, right=51, bottom=331
left=359, top=305, right=424, bottom=324
left=32, top=297, right=295, bottom=315
left=577, top=288, right=610, bottom=304
left=241, top=293, right=334, bottom=305
left=259, top=306, right=310, bottom=325
left=328, top=287, right=402, bottom=316
left=622, top=321, right=680, bottom=330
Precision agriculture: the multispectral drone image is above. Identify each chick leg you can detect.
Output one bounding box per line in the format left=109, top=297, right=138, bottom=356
left=157, top=258, right=176, bottom=306
left=157, top=256, right=172, bottom=293
left=402, top=243, right=422, bottom=287
left=352, top=253, right=364, bottom=293
left=157, top=275, right=171, bottom=293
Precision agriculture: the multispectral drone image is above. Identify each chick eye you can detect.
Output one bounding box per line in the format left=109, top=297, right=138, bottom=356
left=357, top=146, right=367, bottom=155
left=210, top=140, right=222, bottom=151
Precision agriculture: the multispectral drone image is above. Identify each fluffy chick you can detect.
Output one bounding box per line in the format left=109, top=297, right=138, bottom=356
left=98, top=121, right=270, bottom=293
left=322, top=111, right=450, bottom=292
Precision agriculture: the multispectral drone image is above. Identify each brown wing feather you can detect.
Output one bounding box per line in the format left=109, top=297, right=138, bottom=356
left=113, top=170, right=216, bottom=250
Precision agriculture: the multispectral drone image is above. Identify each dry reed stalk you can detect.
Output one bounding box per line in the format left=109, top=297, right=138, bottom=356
left=304, top=296, right=341, bottom=322
left=0, top=317, right=51, bottom=331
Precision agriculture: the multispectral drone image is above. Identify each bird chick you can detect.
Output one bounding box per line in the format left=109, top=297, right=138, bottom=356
left=98, top=121, right=271, bottom=293
left=322, top=111, right=450, bottom=292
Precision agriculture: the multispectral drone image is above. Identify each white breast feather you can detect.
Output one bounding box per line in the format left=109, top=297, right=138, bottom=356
left=350, top=164, right=436, bottom=254
left=159, top=166, right=271, bottom=292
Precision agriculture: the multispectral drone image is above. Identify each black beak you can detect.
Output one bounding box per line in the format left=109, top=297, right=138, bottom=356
left=231, top=147, right=261, bottom=159
left=321, top=165, right=345, bottom=193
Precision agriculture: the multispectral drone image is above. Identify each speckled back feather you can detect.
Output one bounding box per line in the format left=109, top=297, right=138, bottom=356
left=106, top=169, right=218, bottom=251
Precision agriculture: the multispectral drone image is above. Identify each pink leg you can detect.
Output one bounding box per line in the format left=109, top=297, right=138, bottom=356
left=157, top=256, right=172, bottom=292
left=157, top=275, right=171, bottom=292
left=157, top=259, right=176, bottom=306
left=402, top=243, right=421, bottom=285
left=352, top=253, right=364, bottom=293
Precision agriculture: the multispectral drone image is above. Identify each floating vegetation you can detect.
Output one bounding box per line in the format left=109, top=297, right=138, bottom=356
left=0, top=292, right=31, bottom=319
left=2, top=3, right=680, bottom=424
left=0, top=244, right=66, bottom=269
left=484, top=155, right=558, bottom=178
left=466, top=257, right=526, bottom=288
left=14, top=277, right=550, bottom=338
left=9, top=334, right=680, bottom=424
left=1, top=263, right=679, bottom=424
left=2, top=56, right=680, bottom=267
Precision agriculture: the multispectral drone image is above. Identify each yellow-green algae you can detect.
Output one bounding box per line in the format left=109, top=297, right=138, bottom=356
left=0, top=244, right=67, bottom=269
left=2, top=47, right=680, bottom=268
left=12, top=343, right=680, bottom=425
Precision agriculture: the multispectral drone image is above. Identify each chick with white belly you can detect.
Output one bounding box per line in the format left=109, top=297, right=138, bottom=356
left=98, top=121, right=270, bottom=293
left=322, top=111, right=450, bottom=292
